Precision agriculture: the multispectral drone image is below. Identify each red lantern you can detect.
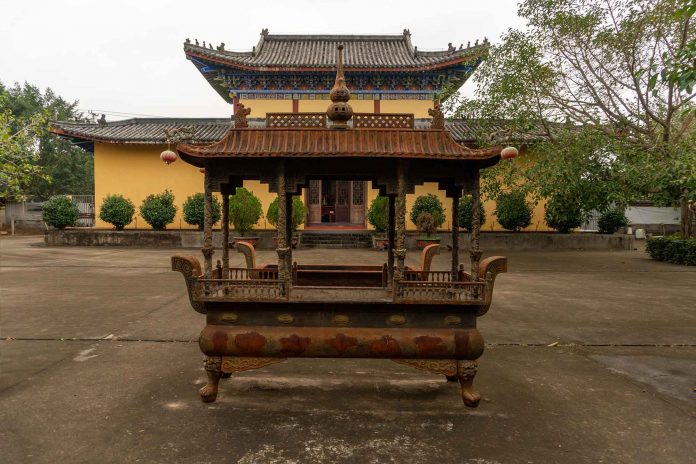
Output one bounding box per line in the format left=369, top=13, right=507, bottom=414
left=160, top=149, right=177, bottom=165
left=500, top=146, right=519, bottom=160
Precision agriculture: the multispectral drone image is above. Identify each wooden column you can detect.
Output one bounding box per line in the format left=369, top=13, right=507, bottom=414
left=387, top=194, right=395, bottom=281
left=470, top=171, right=482, bottom=280
left=285, top=193, right=293, bottom=271
left=202, top=169, right=214, bottom=278
left=221, top=192, right=230, bottom=277
left=394, top=162, right=407, bottom=281
left=276, top=162, right=291, bottom=287
left=451, top=188, right=461, bottom=281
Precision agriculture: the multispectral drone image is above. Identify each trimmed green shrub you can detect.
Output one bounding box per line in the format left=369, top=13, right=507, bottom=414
left=415, top=212, right=437, bottom=237
left=266, top=196, right=307, bottom=232
left=646, top=236, right=696, bottom=265
left=410, top=194, right=445, bottom=232
left=544, top=195, right=582, bottom=233
left=99, top=194, right=135, bottom=230
left=457, top=195, right=486, bottom=231
left=183, top=193, right=221, bottom=230
left=139, top=190, right=177, bottom=230
left=42, top=195, right=79, bottom=229
left=229, top=187, right=263, bottom=236
left=598, top=209, right=628, bottom=234
left=367, top=196, right=389, bottom=233
left=495, top=191, right=532, bottom=231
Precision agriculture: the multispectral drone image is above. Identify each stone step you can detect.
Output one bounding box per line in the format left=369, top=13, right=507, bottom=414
left=300, top=231, right=373, bottom=249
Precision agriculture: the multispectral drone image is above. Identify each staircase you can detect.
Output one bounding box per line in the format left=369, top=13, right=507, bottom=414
left=300, top=231, right=373, bottom=249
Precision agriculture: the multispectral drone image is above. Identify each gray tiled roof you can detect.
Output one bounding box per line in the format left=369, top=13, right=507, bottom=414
left=185, top=31, right=489, bottom=70
left=51, top=117, right=548, bottom=146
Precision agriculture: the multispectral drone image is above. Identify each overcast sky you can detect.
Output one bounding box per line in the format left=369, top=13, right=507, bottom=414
left=1, top=0, right=525, bottom=120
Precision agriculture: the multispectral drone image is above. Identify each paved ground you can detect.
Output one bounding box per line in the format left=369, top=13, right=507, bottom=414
left=0, top=237, right=694, bottom=464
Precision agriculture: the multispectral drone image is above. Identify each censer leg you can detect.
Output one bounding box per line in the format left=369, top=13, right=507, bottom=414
left=456, top=360, right=481, bottom=407
left=199, top=356, right=222, bottom=403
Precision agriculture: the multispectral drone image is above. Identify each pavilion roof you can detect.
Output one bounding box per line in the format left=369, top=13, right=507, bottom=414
left=185, top=30, right=489, bottom=72
left=175, top=127, right=501, bottom=161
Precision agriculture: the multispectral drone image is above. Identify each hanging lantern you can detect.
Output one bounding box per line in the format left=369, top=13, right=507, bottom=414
left=160, top=149, right=177, bottom=165
left=500, top=146, right=519, bottom=160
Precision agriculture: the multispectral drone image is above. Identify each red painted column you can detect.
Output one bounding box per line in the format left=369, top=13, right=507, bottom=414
left=373, top=99, right=381, bottom=114
left=292, top=99, right=299, bottom=113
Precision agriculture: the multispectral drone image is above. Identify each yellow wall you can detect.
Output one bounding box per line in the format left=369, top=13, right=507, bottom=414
left=244, top=99, right=292, bottom=117
left=380, top=100, right=432, bottom=118
left=238, top=98, right=433, bottom=118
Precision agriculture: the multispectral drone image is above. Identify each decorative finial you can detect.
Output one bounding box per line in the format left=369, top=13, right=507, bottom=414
left=261, top=28, right=269, bottom=36
left=234, top=103, right=251, bottom=128
left=98, top=114, right=107, bottom=127
left=185, top=38, right=190, bottom=44
left=467, top=41, right=470, bottom=48
left=459, top=43, right=463, bottom=50
left=252, top=45, right=256, bottom=56
left=448, top=42, right=455, bottom=52
left=217, top=42, right=225, bottom=51
left=475, top=39, right=479, bottom=46
left=413, top=46, right=418, bottom=57
left=202, top=40, right=206, bottom=48
left=195, top=39, right=199, bottom=46
left=326, top=44, right=353, bottom=130
left=484, top=37, right=489, bottom=43
left=428, top=101, right=444, bottom=130
left=403, top=28, right=410, bottom=36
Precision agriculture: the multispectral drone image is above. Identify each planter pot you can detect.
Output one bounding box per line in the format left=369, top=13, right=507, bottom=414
left=372, top=235, right=388, bottom=250
left=416, top=236, right=440, bottom=250
left=233, top=236, right=260, bottom=248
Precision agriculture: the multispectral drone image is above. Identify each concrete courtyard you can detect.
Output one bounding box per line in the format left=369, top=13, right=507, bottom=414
left=1, top=236, right=694, bottom=463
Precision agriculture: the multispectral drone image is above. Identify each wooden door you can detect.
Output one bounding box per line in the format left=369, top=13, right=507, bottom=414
left=350, top=181, right=365, bottom=224
left=335, top=180, right=350, bottom=222
left=307, top=180, right=321, bottom=224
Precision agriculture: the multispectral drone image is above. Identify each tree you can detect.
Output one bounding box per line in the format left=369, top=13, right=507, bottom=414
left=183, top=193, right=221, bottom=230
left=0, top=110, right=50, bottom=200
left=0, top=81, right=93, bottom=200
left=449, top=0, right=696, bottom=237
left=266, top=196, right=307, bottom=232
left=228, top=188, right=263, bottom=236
left=99, top=194, right=136, bottom=230
left=140, top=190, right=177, bottom=230
left=42, top=195, right=79, bottom=229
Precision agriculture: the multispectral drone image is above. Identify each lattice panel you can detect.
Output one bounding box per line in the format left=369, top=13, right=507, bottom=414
left=353, top=113, right=415, bottom=129
left=352, top=181, right=364, bottom=205
left=309, top=180, right=321, bottom=205
left=393, top=281, right=486, bottom=303
left=266, top=113, right=326, bottom=128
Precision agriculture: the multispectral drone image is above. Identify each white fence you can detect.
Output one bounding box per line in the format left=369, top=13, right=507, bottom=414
left=3, top=195, right=95, bottom=230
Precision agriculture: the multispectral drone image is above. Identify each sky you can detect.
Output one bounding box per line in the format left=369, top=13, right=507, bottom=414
left=1, top=0, right=526, bottom=120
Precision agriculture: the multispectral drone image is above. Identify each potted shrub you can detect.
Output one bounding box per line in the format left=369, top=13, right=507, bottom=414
left=367, top=196, right=389, bottom=249
left=99, top=194, right=135, bottom=230
left=410, top=194, right=445, bottom=249
left=457, top=195, right=486, bottom=231
left=183, top=193, right=221, bottom=230
left=494, top=191, right=532, bottom=232
left=229, top=187, right=263, bottom=247
left=266, top=196, right=307, bottom=248
left=42, top=195, right=79, bottom=229
left=139, top=190, right=177, bottom=230
left=598, top=209, right=628, bottom=234
left=544, top=195, right=583, bottom=233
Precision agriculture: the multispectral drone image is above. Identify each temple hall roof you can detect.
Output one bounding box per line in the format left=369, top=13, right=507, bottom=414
left=185, top=30, right=489, bottom=71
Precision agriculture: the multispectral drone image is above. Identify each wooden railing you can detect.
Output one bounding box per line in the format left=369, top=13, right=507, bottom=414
left=199, top=267, right=286, bottom=301
left=393, top=280, right=487, bottom=303
left=353, top=113, right=415, bottom=129
left=266, top=112, right=326, bottom=128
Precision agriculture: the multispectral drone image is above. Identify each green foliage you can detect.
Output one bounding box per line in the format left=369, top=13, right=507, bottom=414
left=0, top=110, right=50, bottom=200
left=182, top=193, right=221, bottom=230
left=646, top=236, right=696, bottom=265
left=229, top=187, right=263, bottom=236
left=409, top=194, right=445, bottom=231
left=42, top=195, right=79, bottom=229
left=99, top=194, right=135, bottom=230
left=415, top=212, right=437, bottom=237
left=495, top=191, right=532, bottom=231
left=457, top=195, right=486, bottom=231
left=0, top=81, right=93, bottom=200
left=266, top=196, right=307, bottom=232
left=139, top=190, right=177, bottom=230
left=367, top=196, right=389, bottom=233
left=449, top=0, right=696, bottom=237
left=544, top=195, right=583, bottom=233
left=598, top=209, right=629, bottom=234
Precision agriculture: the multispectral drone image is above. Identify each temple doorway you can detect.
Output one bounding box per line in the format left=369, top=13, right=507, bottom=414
left=306, top=180, right=366, bottom=227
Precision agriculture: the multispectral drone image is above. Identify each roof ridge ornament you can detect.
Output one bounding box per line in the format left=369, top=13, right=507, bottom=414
left=234, top=103, right=251, bottom=128
left=428, top=101, right=444, bottom=130
left=326, top=45, right=353, bottom=130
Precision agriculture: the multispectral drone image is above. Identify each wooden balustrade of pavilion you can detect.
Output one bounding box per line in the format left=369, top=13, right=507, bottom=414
left=172, top=45, right=511, bottom=407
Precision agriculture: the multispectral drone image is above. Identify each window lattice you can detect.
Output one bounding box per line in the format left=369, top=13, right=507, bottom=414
left=353, top=113, right=414, bottom=129
left=352, top=181, right=364, bottom=205
left=309, top=180, right=320, bottom=204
